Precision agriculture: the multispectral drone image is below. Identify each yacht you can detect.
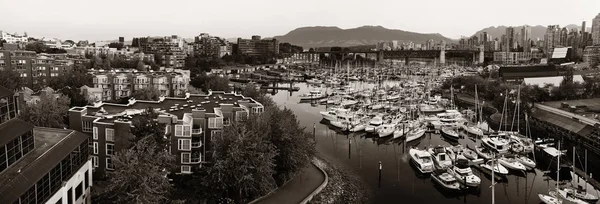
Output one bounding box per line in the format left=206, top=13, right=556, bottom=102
left=516, top=155, right=536, bottom=169
left=299, top=89, right=327, bottom=100
left=562, top=187, right=599, bottom=203
left=405, top=127, right=427, bottom=143
left=441, top=127, right=459, bottom=141
left=319, top=107, right=350, bottom=121
left=497, top=155, right=527, bottom=171
left=448, top=159, right=481, bottom=187
left=409, top=148, right=434, bottom=174
left=475, top=145, right=493, bottom=160
left=481, top=133, right=510, bottom=154
left=431, top=169, right=461, bottom=190
left=377, top=124, right=396, bottom=137
left=479, top=160, right=509, bottom=175
left=461, top=123, right=484, bottom=137
left=329, top=115, right=362, bottom=130
left=365, top=116, right=383, bottom=133
left=306, top=78, right=323, bottom=84
left=393, top=125, right=409, bottom=139
left=348, top=119, right=368, bottom=132
left=538, top=192, right=561, bottom=204
left=510, top=134, right=535, bottom=153
left=428, top=146, right=452, bottom=169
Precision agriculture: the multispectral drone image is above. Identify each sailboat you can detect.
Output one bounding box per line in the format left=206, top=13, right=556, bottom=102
left=562, top=148, right=599, bottom=203
left=538, top=142, right=588, bottom=204
left=461, top=84, right=484, bottom=137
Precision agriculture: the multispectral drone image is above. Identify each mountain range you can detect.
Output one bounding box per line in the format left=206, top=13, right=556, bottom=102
left=471, top=24, right=591, bottom=41
left=272, top=26, right=453, bottom=48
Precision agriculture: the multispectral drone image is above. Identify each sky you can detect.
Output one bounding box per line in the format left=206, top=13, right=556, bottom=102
left=0, top=0, right=598, bottom=42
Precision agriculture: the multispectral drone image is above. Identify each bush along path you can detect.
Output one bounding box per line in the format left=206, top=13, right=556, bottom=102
left=310, top=156, right=374, bottom=204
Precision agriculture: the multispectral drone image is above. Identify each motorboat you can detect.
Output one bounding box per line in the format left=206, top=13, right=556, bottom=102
left=420, top=104, right=445, bottom=114
left=409, top=148, right=434, bottom=174
left=538, top=192, right=561, bottom=204
left=377, top=124, right=396, bottom=137
left=479, top=160, right=509, bottom=175
left=446, top=145, right=473, bottom=161
left=405, top=127, right=426, bottom=143
left=319, top=107, right=350, bottom=121
left=448, top=159, right=481, bottom=187
left=299, top=89, right=327, bottom=100
left=481, top=134, right=510, bottom=154
left=497, top=155, right=526, bottom=171
left=306, top=78, right=323, bottom=84
left=562, top=187, right=599, bottom=203
left=349, top=120, right=367, bottom=132
left=393, top=126, right=409, bottom=139
left=556, top=189, right=588, bottom=204
left=461, top=123, right=484, bottom=137
left=475, top=145, right=493, bottom=160
left=441, top=127, right=459, bottom=141
left=459, top=145, right=478, bottom=160
left=365, top=116, right=383, bottom=133
left=510, top=134, right=534, bottom=153
left=516, top=155, right=536, bottom=169
left=428, top=146, right=452, bottom=169
left=431, top=169, right=461, bottom=190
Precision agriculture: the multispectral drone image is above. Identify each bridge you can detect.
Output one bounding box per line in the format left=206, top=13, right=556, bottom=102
left=292, top=46, right=495, bottom=65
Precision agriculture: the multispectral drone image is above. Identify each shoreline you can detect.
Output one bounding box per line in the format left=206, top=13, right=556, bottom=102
left=311, top=154, right=374, bottom=204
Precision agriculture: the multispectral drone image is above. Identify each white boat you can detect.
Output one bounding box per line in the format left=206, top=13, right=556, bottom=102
left=461, top=123, right=484, bottom=137
left=441, top=127, right=459, bottom=141
left=306, top=78, right=322, bottom=84
left=510, top=134, right=535, bottom=153
left=423, top=115, right=439, bottom=122
left=431, top=170, right=461, bottom=190
left=428, top=146, right=452, bottom=169
left=319, top=107, right=350, bottom=121
left=325, top=79, right=341, bottom=85
left=365, top=116, right=383, bottom=133
left=406, top=127, right=426, bottom=143
left=556, top=189, right=589, bottom=204
left=562, top=187, right=599, bottom=203
left=475, top=145, right=492, bottom=160
left=377, top=124, right=396, bottom=137
left=498, top=155, right=527, bottom=171
left=299, top=89, right=327, bottom=100
left=409, top=148, right=434, bottom=174
left=420, top=104, right=445, bottom=113
left=516, top=155, right=536, bottom=169
left=349, top=121, right=367, bottom=132
left=481, top=134, right=510, bottom=154
left=448, top=159, right=481, bottom=187
left=393, top=126, right=409, bottom=139
left=479, top=160, right=509, bottom=175
left=538, top=192, right=561, bottom=204
left=458, top=145, right=478, bottom=160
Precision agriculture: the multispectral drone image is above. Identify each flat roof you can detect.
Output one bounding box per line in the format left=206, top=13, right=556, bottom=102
left=0, top=85, right=13, bottom=98
left=0, top=119, right=35, bottom=146
left=0, top=128, right=89, bottom=204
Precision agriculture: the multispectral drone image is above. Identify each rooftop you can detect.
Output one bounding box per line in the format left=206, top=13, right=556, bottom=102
left=541, top=99, right=600, bottom=123
left=0, top=85, right=12, bottom=98
left=0, top=119, right=34, bottom=146
left=523, top=75, right=585, bottom=87
left=0, top=128, right=89, bottom=204
left=81, top=91, right=261, bottom=123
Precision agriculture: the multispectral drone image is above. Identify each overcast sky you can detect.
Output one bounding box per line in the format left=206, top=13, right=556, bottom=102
left=0, top=0, right=598, bottom=42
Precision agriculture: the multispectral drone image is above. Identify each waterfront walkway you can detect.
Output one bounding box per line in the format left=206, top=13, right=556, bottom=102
left=253, top=163, right=326, bottom=204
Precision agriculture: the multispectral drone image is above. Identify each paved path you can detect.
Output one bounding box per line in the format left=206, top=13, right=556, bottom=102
left=254, top=164, right=325, bottom=204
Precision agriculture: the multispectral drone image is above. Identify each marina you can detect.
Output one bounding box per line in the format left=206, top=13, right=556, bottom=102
left=269, top=79, right=600, bottom=204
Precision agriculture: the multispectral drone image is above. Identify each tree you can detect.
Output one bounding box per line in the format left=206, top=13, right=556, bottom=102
left=47, top=64, right=93, bottom=107
left=102, top=57, right=112, bottom=70
left=308, top=48, right=315, bottom=53
left=205, top=120, right=278, bottom=203
left=132, top=86, right=161, bottom=101
left=95, top=136, right=174, bottom=204
left=0, top=39, right=6, bottom=47
left=0, top=69, right=24, bottom=91
left=19, top=93, right=70, bottom=128
left=130, top=107, right=168, bottom=150
left=25, top=41, right=48, bottom=53
left=136, top=60, right=146, bottom=71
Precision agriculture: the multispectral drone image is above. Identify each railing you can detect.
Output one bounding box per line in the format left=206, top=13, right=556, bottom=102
left=192, top=128, right=202, bottom=134
left=192, top=141, right=202, bottom=148
left=190, top=158, right=201, bottom=164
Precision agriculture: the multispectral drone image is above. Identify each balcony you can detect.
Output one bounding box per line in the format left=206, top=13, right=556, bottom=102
left=192, top=128, right=202, bottom=134
left=190, top=157, right=201, bottom=164
left=192, top=141, right=202, bottom=148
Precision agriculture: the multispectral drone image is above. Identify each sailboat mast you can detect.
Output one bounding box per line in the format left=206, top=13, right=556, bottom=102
left=491, top=152, right=495, bottom=204
left=517, top=86, right=520, bottom=133
left=557, top=142, right=561, bottom=190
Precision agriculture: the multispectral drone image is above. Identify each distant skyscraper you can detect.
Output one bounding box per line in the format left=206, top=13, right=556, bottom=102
left=560, top=27, right=569, bottom=46
left=505, top=27, right=515, bottom=51
left=593, top=13, right=600, bottom=45
left=521, top=26, right=532, bottom=52
left=545, top=25, right=561, bottom=54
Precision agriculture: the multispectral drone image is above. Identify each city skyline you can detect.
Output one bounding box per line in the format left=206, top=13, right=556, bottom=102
left=0, top=0, right=599, bottom=42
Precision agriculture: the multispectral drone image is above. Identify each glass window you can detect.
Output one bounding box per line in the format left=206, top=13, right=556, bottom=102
left=92, top=127, right=98, bottom=140
left=178, top=139, right=191, bottom=150
left=82, top=121, right=92, bottom=132
left=67, top=187, right=73, bottom=204
left=85, top=170, right=90, bottom=189
left=93, top=142, right=98, bottom=154
left=91, top=156, right=98, bottom=168
left=181, top=153, right=190, bottom=164
left=105, top=128, right=114, bottom=142
left=175, top=125, right=183, bottom=136
left=181, top=165, right=191, bottom=174
left=183, top=125, right=191, bottom=136
left=106, top=157, right=114, bottom=170
left=106, top=144, right=114, bottom=155
left=75, top=182, right=83, bottom=199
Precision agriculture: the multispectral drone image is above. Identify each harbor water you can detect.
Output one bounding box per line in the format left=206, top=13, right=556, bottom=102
left=268, top=81, right=600, bottom=204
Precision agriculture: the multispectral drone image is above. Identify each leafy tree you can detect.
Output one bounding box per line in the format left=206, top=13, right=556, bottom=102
left=132, top=86, right=161, bottom=101
left=95, top=136, right=174, bottom=204
left=136, top=60, right=146, bottom=71
left=205, top=120, right=278, bottom=203
left=19, top=92, right=70, bottom=128
left=308, top=48, right=315, bottom=53
left=102, top=57, right=112, bottom=70
left=0, top=39, right=6, bottom=47
left=130, top=107, right=168, bottom=150
left=154, top=53, right=163, bottom=66
left=25, top=41, right=48, bottom=53
left=46, top=48, right=67, bottom=54
left=240, top=84, right=275, bottom=107
left=0, top=69, right=24, bottom=91
left=190, top=74, right=231, bottom=92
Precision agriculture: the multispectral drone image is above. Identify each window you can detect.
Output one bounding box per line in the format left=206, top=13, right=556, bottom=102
left=67, top=187, right=73, bottom=204
left=211, top=130, right=222, bottom=138
left=106, top=144, right=114, bottom=155
left=183, top=125, right=191, bottom=136
left=106, top=157, right=114, bottom=170
left=82, top=121, right=92, bottom=132
left=75, top=182, right=83, bottom=199
left=178, top=139, right=191, bottom=150
left=223, top=118, right=231, bottom=126
left=175, top=125, right=183, bottom=136
left=208, top=117, right=223, bottom=128
left=181, top=165, right=191, bottom=174
left=236, top=111, right=248, bottom=121
left=92, top=127, right=98, bottom=140
left=181, top=153, right=191, bottom=164
left=91, top=156, right=98, bottom=167
left=105, top=128, right=114, bottom=142
left=93, top=142, right=98, bottom=154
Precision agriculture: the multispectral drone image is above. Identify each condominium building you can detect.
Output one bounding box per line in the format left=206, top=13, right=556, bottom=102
left=87, top=69, right=190, bottom=102
left=493, top=52, right=544, bottom=64
left=194, top=33, right=232, bottom=57
left=0, top=31, right=28, bottom=44
left=68, top=91, right=264, bottom=177
left=0, top=50, right=77, bottom=89
left=236, top=35, right=279, bottom=56
left=592, top=13, right=600, bottom=45
left=138, top=35, right=186, bottom=68
left=545, top=25, right=561, bottom=54
left=583, top=46, right=600, bottom=66
left=0, top=86, right=93, bottom=204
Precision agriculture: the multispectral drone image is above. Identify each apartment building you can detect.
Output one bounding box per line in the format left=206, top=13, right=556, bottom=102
left=193, top=33, right=232, bottom=57
left=138, top=36, right=186, bottom=68
left=0, top=51, right=78, bottom=89
left=493, top=52, right=545, bottom=64
left=0, top=31, right=28, bottom=44
left=88, top=69, right=190, bottom=102
left=236, top=35, right=279, bottom=56
left=68, top=91, right=264, bottom=177
left=0, top=86, right=93, bottom=204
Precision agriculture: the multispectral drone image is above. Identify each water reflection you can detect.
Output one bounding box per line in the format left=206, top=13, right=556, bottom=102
left=269, top=81, right=599, bottom=204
